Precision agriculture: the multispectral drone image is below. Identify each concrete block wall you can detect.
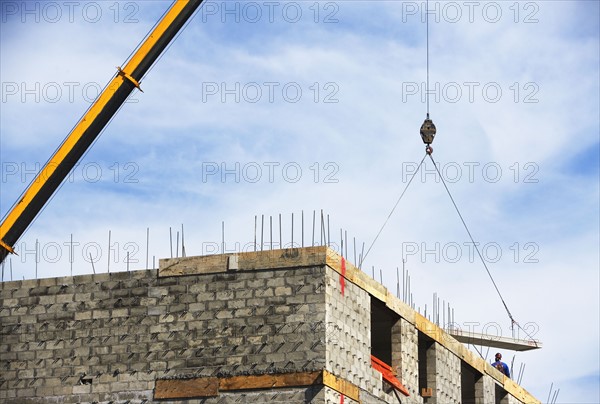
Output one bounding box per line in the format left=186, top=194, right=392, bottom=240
left=394, top=318, right=422, bottom=404
left=322, top=263, right=520, bottom=404
left=505, top=393, right=523, bottom=404
left=324, top=386, right=359, bottom=404
left=359, top=388, right=387, bottom=404
left=475, top=374, right=496, bottom=403
left=0, top=247, right=539, bottom=404
left=324, top=267, right=372, bottom=392
left=325, top=266, right=411, bottom=404
left=0, top=266, right=327, bottom=403
left=429, top=343, right=461, bottom=404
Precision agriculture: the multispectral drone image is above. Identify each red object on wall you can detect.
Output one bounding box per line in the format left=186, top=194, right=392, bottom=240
left=371, top=355, right=410, bottom=397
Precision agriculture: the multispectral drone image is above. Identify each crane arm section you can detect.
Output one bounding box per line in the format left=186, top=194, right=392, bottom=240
left=0, top=0, right=204, bottom=264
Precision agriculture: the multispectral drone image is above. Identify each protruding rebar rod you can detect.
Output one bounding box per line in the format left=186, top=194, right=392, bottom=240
left=181, top=224, right=186, bottom=258
left=327, top=214, right=331, bottom=247
left=90, top=253, right=96, bottom=274
left=344, top=230, right=348, bottom=259
left=169, top=227, right=173, bottom=258
left=107, top=231, right=111, bottom=273
left=35, top=239, right=39, bottom=279
left=301, top=210, right=304, bottom=248
left=70, top=233, right=74, bottom=276
left=145, top=228, right=149, bottom=270
left=311, top=210, right=315, bottom=246
left=270, top=216, right=273, bottom=250
left=320, top=210, right=325, bottom=245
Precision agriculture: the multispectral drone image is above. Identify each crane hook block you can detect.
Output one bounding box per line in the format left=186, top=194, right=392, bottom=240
left=420, top=116, right=436, bottom=145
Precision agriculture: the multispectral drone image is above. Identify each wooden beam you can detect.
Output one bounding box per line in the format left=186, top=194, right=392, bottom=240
left=159, top=254, right=228, bottom=277
left=322, top=370, right=360, bottom=402
left=158, top=246, right=328, bottom=277
left=325, top=249, right=387, bottom=301
left=218, top=372, right=322, bottom=391
left=154, top=370, right=361, bottom=402
left=154, top=377, right=218, bottom=399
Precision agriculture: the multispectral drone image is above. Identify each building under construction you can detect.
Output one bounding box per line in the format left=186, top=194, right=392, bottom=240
left=0, top=246, right=540, bottom=403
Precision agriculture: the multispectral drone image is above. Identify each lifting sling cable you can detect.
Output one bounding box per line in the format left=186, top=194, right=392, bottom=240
left=364, top=0, right=537, bottom=343
left=429, top=153, right=538, bottom=343
left=362, top=152, right=427, bottom=264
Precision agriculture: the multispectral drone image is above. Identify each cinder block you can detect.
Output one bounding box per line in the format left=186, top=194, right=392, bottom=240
left=147, top=305, right=166, bottom=316
left=38, top=278, right=57, bottom=287
left=111, top=308, right=129, bottom=317
left=148, top=287, right=169, bottom=298
left=72, top=384, right=91, bottom=394
left=74, top=311, right=92, bottom=321
left=92, top=310, right=110, bottom=319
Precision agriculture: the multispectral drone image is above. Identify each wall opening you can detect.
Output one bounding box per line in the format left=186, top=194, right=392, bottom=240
left=495, top=384, right=509, bottom=404
left=370, top=297, right=399, bottom=365
left=461, top=361, right=478, bottom=404
left=418, top=331, right=435, bottom=399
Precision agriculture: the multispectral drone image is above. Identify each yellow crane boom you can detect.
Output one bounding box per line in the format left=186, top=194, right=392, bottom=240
left=0, top=0, right=204, bottom=264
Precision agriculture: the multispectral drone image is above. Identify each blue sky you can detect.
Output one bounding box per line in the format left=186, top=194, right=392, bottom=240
left=1, top=1, right=599, bottom=402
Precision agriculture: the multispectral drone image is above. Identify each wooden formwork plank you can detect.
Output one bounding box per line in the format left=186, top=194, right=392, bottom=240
left=159, top=246, right=328, bottom=277
left=325, top=249, right=387, bottom=301
left=218, top=371, right=322, bottom=391
left=154, top=371, right=362, bottom=401
left=385, top=290, right=415, bottom=324
left=154, top=377, right=218, bottom=399
left=322, top=370, right=360, bottom=402
left=233, top=246, right=327, bottom=271
left=159, top=254, right=228, bottom=276
left=504, top=378, right=541, bottom=404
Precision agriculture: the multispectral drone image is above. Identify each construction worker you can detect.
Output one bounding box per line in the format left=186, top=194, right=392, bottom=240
left=492, top=353, right=510, bottom=377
